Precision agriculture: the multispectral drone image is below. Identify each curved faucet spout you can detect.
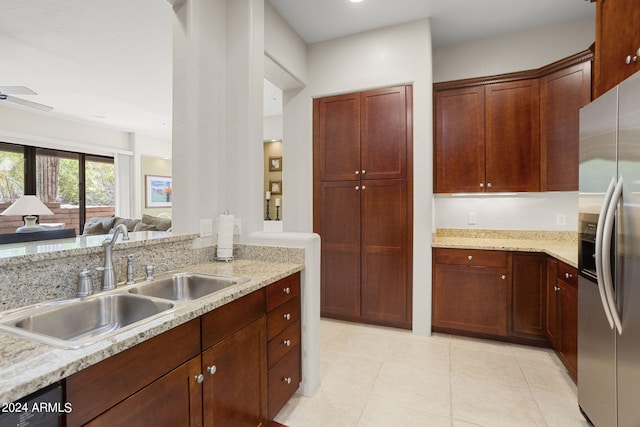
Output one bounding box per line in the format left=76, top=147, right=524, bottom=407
left=100, top=224, right=130, bottom=291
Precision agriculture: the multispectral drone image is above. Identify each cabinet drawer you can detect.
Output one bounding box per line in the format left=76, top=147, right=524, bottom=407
left=557, top=262, right=578, bottom=289
left=268, top=320, right=301, bottom=369
left=267, top=273, right=300, bottom=311
left=434, top=248, right=507, bottom=267
left=201, top=288, right=266, bottom=350
left=268, top=345, right=301, bottom=420
left=267, top=297, right=300, bottom=341
left=66, top=319, right=201, bottom=427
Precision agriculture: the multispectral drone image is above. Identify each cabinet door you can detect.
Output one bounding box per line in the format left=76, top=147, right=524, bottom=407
left=85, top=357, right=203, bottom=427
left=540, top=61, right=591, bottom=191
left=434, top=86, right=485, bottom=193
left=361, top=86, right=409, bottom=180
left=545, top=258, right=559, bottom=347
left=317, top=181, right=362, bottom=319
left=361, top=179, right=410, bottom=327
left=202, top=317, right=268, bottom=427
left=313, top=93, right=361, bottom=181
left=511, top=254, right=547, bottom=338
left=433, top=263, right=508, bottom=336
left=485, top=79, right=540, bottom=192
left=558, top=280, right=578, bottom=381
left=595, top=0, right=640, bottom=97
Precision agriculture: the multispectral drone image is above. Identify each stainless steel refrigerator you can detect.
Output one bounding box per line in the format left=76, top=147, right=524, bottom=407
left=578, top=70, right=640, bottom=427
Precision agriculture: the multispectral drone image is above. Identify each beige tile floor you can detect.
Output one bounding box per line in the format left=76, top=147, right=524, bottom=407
left=274, top=318, right=590, bottom=427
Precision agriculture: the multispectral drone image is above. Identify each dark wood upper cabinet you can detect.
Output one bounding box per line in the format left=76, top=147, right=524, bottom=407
left=540, top=61, right=592, bottom=191
left=361, top=86, right=408, bottom=180
left=485, top=79, right=540, bottom=192
left=434, top=50, right=592, bottom=194
left=314, top=92, right=361, bottom=181
left=594, top=0, right=640, bottom=97
left=434, top=86, right=485, bottom=193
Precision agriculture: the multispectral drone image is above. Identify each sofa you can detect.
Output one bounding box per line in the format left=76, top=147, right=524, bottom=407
left=82, top=214, right=172, bottom=236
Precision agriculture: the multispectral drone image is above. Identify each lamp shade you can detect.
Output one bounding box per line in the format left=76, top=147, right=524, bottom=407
left=0, top=195, right=54, bottom=216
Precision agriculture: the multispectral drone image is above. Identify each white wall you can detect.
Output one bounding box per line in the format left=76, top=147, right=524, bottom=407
left=263, top=114, right=283, bottom=141
left=432, top=18, right=594, bottom=232
left=433, top=18, right=595, bottom=82
left=264, top=1, right=308, bottom=84
left=434, top=193, right=579, bottom=231
left=280, top=19, right=433, bottom=335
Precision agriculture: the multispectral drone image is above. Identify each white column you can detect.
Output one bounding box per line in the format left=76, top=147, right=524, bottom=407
left=170, top=0, right=264, bottom=237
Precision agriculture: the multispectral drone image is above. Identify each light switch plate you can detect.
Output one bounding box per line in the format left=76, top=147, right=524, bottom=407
left=468, top=212, right=478, bottom=225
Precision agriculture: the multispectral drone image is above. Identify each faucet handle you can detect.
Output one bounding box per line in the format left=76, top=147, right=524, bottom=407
left=145, top=265, right=155, bottom=281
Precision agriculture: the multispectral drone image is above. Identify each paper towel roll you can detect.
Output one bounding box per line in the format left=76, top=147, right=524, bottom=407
left=217, top=214, right=234, bottom=259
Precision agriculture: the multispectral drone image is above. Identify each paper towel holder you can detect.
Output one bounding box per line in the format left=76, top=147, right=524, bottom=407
left=215, top=211, right=234, bottom=262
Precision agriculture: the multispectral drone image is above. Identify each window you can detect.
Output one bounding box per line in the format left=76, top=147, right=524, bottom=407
left=0, top=143, right=115, bottom=235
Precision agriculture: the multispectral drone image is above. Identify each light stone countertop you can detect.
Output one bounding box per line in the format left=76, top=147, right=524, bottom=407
left=432, top=229, right=578, bottom=268
left=0, top=258, right=303, bottom=404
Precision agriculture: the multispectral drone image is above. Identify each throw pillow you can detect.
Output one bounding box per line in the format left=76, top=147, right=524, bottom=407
left=141, top=214, right=172, bottom=231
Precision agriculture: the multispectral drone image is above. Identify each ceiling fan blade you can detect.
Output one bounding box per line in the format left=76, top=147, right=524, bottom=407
left=3, top=95, right=53, bottom=112
left=0, top=86, right=37, bottom=95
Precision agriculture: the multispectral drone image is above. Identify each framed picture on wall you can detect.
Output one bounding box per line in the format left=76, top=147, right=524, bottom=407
left=269, top=180, right=282, bottom=195
left=145, top=175, right=172, bottom=208
left=269, top=156, right=282, bottom=171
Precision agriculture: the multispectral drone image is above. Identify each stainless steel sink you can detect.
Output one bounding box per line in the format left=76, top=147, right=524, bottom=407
left=129, top=272, right=248, bottom=301
left=0, top=294, right=174, bottom=348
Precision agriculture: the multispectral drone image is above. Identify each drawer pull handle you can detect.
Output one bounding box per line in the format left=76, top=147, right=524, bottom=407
left=283, top=287, right=291, bottom=294
left=195, top=374, right=204, bottom=384
left=468, top=255, right=473, bottom=261
left=283, top=377, right=292, bottom=384
left=283, top=313, right=291, bottom=320
left=207, top=365, right=217, bottom=375
left=284, top=339, right=291, bottom=347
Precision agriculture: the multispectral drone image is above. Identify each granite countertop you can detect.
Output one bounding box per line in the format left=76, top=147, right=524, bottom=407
left=0, top=258, right=303, bottom=404
left=432, top=229, right=578, bottom=268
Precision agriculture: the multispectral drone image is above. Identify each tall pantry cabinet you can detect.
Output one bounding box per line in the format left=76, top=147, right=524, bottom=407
left=313, top=86, right=413, bottom=329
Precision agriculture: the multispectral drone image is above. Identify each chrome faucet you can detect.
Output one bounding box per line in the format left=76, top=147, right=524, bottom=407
left=100, top=223, right=130, bottom=291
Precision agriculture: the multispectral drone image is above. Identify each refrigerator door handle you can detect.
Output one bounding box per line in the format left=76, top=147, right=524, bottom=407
left=596, top=176, right=617, bottom=329
left=602, top=177, right=624, bottom=334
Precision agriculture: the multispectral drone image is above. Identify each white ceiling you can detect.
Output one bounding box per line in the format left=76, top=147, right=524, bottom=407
left=0, top=0, right=595, bottom=141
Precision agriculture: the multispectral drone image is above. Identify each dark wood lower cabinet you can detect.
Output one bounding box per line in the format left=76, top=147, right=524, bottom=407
left=511, top=253, right=547, bottom=341
left=85, top=357, right=203, bottom=427
left=432, top=248, right=578, bottom=381
left=65, top=274, right=302, bottom=427
left=202, top=317, right=268, bottom=427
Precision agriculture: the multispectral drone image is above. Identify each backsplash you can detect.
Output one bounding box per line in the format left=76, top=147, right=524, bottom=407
left=0, top=234, right=305, bottom=311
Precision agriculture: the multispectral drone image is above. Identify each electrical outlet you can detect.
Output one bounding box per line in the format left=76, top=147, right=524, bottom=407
left=199, top=219, right=213, bottom=237
left=234, top=218, right=242, bottom=235
left=468, top=212, right=478, bottom=225
left=556, top=214, right=566, bottom=226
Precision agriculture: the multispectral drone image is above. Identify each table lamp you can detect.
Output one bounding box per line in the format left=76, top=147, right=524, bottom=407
left=0, top=195, right=54, bottom=233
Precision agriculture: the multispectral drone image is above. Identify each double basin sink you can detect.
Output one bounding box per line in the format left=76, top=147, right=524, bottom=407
left=0, top=272, right=249, bottom=349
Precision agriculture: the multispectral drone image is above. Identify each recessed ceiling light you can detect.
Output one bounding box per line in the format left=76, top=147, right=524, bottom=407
left=350, top=0, right=364, bottom=3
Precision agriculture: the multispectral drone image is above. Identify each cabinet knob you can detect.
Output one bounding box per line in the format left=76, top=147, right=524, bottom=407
left=283, top=287, right=291, bottom=294
left=284, top=339, right=291, bottom=347
left=207, top=365, right=217, bottom=375
left=480, top=183, right=484, bottom=188
left=554, top=286, right=561, bottom=292
left=487, top=182, right=492, bottom=188
left=362, top=185, right=366, bottom=190
left=355, top=170, right=360, bottom=175
left=355, top=186, right=360, bottom=191
left=283, top=313, right=291, bottom=320
left=501, top=275, right=507, bottom=280
left=467, top=255, right=473, bottom=261
left=565, top=273, right=572, bottom=279
left=195, top=374, right=204, bottom=384
left=283, top=377, right=292, bottom=385
left=361, top=170, right=366, bottom=175
left=626, top=55, right=638, bottom=64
